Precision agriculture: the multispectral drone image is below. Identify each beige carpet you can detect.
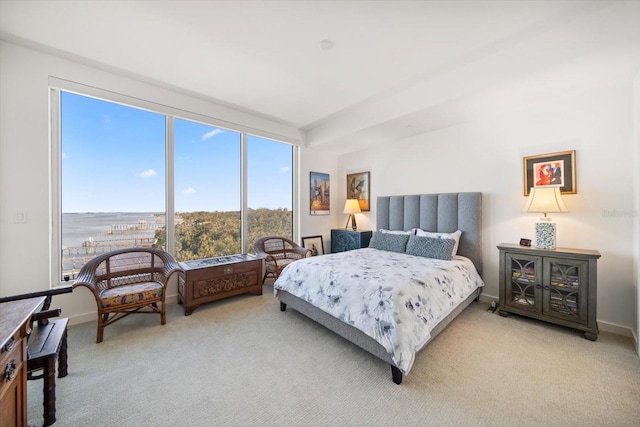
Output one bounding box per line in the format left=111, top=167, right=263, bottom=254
left=28, top=284, right=640, bottom=426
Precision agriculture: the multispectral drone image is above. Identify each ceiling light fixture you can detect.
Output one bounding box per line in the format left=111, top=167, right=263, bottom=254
left=319, top=39, right=334, bottom=51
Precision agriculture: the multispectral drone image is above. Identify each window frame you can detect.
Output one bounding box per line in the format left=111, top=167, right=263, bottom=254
left=50, top=81, right=299, bottom=285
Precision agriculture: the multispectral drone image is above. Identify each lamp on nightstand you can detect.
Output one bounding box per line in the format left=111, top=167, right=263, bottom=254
left=343, top=199, right=361, bottom=230
left=523, top=186, right=568, bottom=249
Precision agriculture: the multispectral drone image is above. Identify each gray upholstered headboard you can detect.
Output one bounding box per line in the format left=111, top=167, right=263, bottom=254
left=376, top=192, right=483, bottom=277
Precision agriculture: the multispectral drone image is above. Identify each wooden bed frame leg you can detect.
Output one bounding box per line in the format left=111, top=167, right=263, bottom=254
left=391, top=365, right=403, bottom=384
left=280, top=301, right=287, bottom=311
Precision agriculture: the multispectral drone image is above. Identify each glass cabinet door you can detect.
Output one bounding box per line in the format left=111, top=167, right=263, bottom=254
left=505, top=253, right=542, bottom=313
left=542, top=257, right=588, bottom=323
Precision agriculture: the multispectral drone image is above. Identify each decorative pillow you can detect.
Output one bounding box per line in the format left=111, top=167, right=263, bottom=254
left=378, top=228, right=416, bottom=235
left=415, top=229, right=462, bottom=256
left=368, top=233, right=410, bottom=253
left=405, top=235, right=455, bottom=261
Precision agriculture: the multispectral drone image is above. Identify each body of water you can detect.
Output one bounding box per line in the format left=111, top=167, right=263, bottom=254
left=61, top=212, right=164, bottom=278
left=62, top=212, right=162, bottom=248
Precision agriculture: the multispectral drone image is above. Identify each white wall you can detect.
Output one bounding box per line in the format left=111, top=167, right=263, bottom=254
left=335, top=83, right=637, bottom=334
left=0, top=41, right=300, bottom=323
left=633, top=69, right=640, bottom=352
left=298, top=147, right=340, bottom=254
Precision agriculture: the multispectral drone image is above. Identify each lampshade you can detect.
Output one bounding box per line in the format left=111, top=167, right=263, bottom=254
left=343, top=199, right=361, bottom=214
left=523, top=187, right=568, bottom=216
left=343, top=199, right=361, bottom=230
left=523, top=187, right=568, bottom=250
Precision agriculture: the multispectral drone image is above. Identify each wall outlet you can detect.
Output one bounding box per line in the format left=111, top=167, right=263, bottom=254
left=14, top=211, right=27, bottom=223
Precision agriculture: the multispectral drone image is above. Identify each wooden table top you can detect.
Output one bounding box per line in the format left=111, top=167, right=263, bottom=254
left=0, top=297, right=44, bottom=348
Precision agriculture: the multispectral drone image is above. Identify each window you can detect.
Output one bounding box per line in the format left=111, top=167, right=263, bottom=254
left=60, top=92, right=166, bottom=279
left=55, top=89, right=296, bottom=281
left=247, top=135, right=294, bottom=253
left=173, top=118, right=241, bottom=261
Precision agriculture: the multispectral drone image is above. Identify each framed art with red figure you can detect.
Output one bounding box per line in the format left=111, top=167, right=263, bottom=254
left=523, top=150, right=576, bottom=196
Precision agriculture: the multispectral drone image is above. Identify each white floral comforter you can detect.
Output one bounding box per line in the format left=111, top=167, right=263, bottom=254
left=273, top=248, right=484, bottom=375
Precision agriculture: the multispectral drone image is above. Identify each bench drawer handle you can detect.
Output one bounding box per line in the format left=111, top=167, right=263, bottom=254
left=3, top=359, right=17, bottom=381
left=2, top=337, right=16, bottom=353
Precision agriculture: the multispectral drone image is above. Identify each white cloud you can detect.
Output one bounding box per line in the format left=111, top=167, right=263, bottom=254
left=183, top=187, right=196, bottom=195
left=62, top=151, right=68, bottom=159
left=202, top=128, right=224, bottom=141
left=138, top=169, right=157, bottom=178
left=280, top=166, right=290, bottom=173
left=103, top=114, right=111, bottom=127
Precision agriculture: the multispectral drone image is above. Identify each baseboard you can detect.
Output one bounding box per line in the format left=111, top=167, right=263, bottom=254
left=598, top=320, right=633, bottom=338
left=478, top=293, right=498, bottom=304
left=632, top=329, right=639, bottom=356
left=68, top=311, right=98, bottom=326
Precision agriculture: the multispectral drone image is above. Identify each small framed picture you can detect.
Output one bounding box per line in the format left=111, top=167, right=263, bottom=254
left=346, top=171, right=370, bottom=212
left=310, top=172, right=330, bottom=215
left=302, top=235, right=324, bottom=256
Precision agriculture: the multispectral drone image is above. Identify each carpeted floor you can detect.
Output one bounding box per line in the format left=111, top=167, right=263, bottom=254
left=28, top=283, right=640, bottom=426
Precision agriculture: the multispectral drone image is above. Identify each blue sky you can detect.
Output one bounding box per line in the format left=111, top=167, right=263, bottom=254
left=61, top=91, right=292, bottom=213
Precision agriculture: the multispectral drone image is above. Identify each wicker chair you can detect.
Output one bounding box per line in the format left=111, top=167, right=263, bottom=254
left=254, top=236, right=311, bottom=281
left=74, top=247, right=183, bottom=343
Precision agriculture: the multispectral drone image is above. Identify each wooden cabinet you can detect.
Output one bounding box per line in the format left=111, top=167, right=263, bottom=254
left=178, top=254, right=263, bottom=315
left=497, top=243, right=600, bottom=340
left=330, top=229, right=372, bottom=253
left=0, top=297, right=44, bottom=427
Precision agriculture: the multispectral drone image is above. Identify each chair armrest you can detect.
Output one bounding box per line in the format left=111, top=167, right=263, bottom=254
left=73, top=269, right=100, bottom=295
left=158, top=253, right=185, bottom=285
left=290, top=246, right=312, bottom=258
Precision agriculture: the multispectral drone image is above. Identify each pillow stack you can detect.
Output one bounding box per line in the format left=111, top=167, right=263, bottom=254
left=370, top=229, right=462, bottom=260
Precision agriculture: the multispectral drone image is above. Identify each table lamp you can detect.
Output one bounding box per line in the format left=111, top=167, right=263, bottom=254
left=343, top=199, right=361, bottom=230
left=522, top=186, right=568, bottom=249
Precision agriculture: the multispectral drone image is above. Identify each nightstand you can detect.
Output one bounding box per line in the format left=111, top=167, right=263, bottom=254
left=331, top=229, right=372, bottom=253
left=497, top=243, right=601, bottom=340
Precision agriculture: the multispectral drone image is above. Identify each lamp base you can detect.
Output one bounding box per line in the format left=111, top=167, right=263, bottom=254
left=345, top=214, right=357, bottom=231
left=534, top=221, right=556, bottom=249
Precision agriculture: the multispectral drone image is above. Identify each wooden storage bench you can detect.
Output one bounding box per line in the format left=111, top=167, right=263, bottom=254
left=178, top=254, right=263, bottom=315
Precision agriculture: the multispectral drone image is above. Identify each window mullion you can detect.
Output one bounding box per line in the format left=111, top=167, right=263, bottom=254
left=166, top=116, right=175, bottom=256
left=241, top=133, right=248, bottom=254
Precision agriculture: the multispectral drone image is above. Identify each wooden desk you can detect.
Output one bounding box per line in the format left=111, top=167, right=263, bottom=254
left=178, top=254, right=263, bottom=315
left=0, top=297, right=44, bottom=427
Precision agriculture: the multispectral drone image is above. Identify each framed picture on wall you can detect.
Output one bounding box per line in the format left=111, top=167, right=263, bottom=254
left=302, top=235, right=324, bottom=256
left=523, top=150, right=576, bottom=196
left=310, top=171, right=330, bottom=215
left=346, top=171, right=370, bottom=212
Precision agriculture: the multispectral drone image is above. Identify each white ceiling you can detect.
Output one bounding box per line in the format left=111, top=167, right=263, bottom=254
left=1, top=0, right=640, bottom=153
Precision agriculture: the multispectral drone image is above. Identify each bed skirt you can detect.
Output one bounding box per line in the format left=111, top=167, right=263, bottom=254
left=277, top=287, right=481, bottom=384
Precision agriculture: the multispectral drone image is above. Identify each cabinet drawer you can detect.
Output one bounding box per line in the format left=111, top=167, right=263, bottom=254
left=0, top=335, right=24, bottom=397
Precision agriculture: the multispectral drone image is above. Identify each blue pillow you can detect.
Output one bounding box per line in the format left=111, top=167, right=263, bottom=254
left=368, top=233, right=410, bottom=253
left=405, top=235, right=455, bottom=260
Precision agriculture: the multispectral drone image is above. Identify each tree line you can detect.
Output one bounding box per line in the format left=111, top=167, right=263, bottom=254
left=154, top=208, right=293, bottom=261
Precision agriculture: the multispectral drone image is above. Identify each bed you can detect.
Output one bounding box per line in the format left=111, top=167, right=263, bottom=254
left=274, top=192, right=484, bottom=384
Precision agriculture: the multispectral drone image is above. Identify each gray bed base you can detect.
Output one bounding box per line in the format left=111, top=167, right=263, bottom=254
left=278, top=192, right=483, bottom=384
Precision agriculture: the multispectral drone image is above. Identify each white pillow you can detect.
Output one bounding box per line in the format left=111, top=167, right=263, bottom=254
left=378, top=228, right=416, bottom=235
left=415, top=229, right=462, bottom=256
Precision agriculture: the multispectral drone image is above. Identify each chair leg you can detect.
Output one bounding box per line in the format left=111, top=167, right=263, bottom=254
left=97, top=313, right=107, bottom=343
left=160, top=302, right=166, bottom=325
left=58, top=328, right=68, bottom=378
left=42, top=357, right=57, bottom=426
